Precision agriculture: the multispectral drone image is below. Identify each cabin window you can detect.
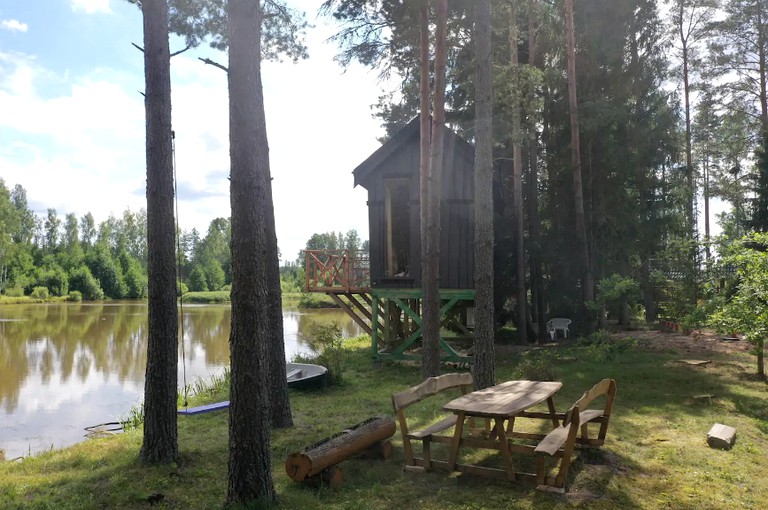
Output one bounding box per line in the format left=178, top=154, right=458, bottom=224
left=384, top=179, right=410, bottom=277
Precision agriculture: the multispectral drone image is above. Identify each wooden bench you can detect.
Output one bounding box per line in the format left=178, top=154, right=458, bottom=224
left=391, top=373, right=473, bottom=472
left=533, top=378, right=617, bottom=491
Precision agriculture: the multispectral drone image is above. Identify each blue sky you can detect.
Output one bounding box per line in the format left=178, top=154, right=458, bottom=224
left=0, top=0, right=384, bottom=262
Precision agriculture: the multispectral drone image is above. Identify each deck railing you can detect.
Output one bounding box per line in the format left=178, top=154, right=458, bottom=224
left=304, top=250, right=371, bottom=293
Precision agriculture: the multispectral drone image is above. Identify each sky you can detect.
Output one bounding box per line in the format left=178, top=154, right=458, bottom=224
left=0, top=0, right=386, bottom=264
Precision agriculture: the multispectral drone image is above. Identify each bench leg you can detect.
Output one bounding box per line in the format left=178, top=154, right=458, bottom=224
left=423, top=438, right=432, bottom=470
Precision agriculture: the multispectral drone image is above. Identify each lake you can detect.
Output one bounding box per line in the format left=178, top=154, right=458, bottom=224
left=0, top=301, right=363, bottom=461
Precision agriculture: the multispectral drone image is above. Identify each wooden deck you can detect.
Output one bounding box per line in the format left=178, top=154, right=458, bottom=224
left=304, top=249, right=474, bottom=363
left=305, top=249, right=370, bottom=293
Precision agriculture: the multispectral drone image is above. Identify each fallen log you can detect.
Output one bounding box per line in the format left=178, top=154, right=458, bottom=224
left=285, top=415, right=396, bottom=483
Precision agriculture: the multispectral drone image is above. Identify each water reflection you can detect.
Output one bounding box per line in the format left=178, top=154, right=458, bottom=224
left=0, top=302, right=362, bottom=460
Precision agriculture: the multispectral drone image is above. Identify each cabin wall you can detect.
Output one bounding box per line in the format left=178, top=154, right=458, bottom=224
left=363, top=131, right=475, bottom=290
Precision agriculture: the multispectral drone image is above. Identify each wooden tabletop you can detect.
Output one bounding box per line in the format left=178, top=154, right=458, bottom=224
left=443, top=380, right=562, bottom=418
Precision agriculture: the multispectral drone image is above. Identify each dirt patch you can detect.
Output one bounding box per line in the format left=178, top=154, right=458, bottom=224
left=617, top=328, right=751, bottom=358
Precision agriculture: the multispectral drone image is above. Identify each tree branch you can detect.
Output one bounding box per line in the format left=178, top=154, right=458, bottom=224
left=170, top=45, right=192, bottom=57
left=132, top=42, right=144, bottom=53
left=198, top=57, right=229, bottom=73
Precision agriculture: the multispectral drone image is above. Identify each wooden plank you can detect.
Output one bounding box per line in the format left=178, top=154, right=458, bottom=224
left=178, top=401, right=229, bottom=415
left=444, top=381, right=563, bottom=417
left=328, top=294, right=372, bottom=335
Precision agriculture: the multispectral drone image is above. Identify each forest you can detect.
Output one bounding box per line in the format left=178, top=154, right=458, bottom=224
left=0, top=181, right=367, bottom=300
left=319, top=0, right=768, bottom=338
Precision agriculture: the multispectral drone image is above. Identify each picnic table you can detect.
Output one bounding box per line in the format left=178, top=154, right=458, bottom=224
left=442, top=380, right=563, bottom=481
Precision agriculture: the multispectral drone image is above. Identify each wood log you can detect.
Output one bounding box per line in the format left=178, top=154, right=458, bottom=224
left=285, top=416, right=396, bottom=482
left=304, top=465, right=344, bottom=489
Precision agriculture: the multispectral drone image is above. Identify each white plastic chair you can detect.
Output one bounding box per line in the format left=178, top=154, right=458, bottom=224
left=546, top=318, right=571, bottom=340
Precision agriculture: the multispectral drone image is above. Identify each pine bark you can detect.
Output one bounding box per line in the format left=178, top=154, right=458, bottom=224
left=226, top=0, right=275, bottom=504
left=472, top=0, right=495, bottom=390
left=526, top=1, right=546, bottom=342
left=564, top=0, right=595, bottom=331
left=510, top=4, right=527, bottom=345
left=140, top=0, right=178, bottom=465
left=421, top=0, right=448, bottom=378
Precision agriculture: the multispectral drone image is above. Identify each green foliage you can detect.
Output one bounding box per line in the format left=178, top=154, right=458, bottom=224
left=573, top=331, right=637, bottom=362
left=86, top=245, right=127, bottom=299
left=30, top=286, right=49, bottom=299
left=182, top=291, right=230, bottom=304
left=4, top=286, right=24, bottom=297
left=69, top=266, right=105, bottom=301
left=177, top=279, right=189, bottom=296
left=710, top=233, right=768, bottom=377
left=297, top=292, right=336, bottom=308
left=515, top=348, right=559, bottom=381
left=295, top=322, right=346, bottom=385
left=36, top=265, right=69, bottom=297
left=120, top=403, right=144, bottom=431
left=188, top=265, right=209, bottom=292
left=119, top=252, right=147, bottom=299
left=204, top=260, right=225, bottom=291
left=66, top=290, right=83, bottom=302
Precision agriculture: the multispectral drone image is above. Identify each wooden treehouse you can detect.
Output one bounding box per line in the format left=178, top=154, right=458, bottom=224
left=305, top=117, right=476, bottom=363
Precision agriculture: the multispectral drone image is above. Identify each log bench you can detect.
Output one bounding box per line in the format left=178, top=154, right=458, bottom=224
left=391, top=373, right=474, bottom=472
left=533, top=378, right=617, bottom=491
left=285, top=415, right=396, bottom=487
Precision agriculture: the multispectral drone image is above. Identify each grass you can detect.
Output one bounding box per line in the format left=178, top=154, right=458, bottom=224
left=1, top=332, right=767, bottom=509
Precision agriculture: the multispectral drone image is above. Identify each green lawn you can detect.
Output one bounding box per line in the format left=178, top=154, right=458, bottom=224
left=1, top=331, right=766, bottom=509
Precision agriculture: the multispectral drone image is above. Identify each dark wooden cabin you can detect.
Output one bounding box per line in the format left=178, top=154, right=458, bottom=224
left=353, top=117, right=476, bottom=290
left=304, top=118, right=477, bottom=363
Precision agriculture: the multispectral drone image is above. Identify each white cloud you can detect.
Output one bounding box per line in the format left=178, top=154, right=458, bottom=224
left=0, top=14, right=388, bottom=263
left=0, top=19, right=28, bottom=33
left=71, top=0, right=112, bottom=15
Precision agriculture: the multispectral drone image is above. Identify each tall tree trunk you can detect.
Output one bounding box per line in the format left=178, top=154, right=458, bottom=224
left=679, top=3, right=696, bottom=244
left=472, top=0, right=495, bottom=390
left=265, top=161, right=292, bottom=429
left=226, top=0, right=275, bottom=505
left=526, top=1, right=546, bottom=342
left=421, top=0, right=448, bottom=378
left=510, top=4, right=527, bottom=345
left=704, top=154, right=711, bottom=260
left=564, top=0, right=595, bottom=332
left=141, top=0, right=178, bottom=466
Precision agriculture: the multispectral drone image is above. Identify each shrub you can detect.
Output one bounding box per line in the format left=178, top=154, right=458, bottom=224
left=66, top=291, right=83, bottom=302
left=295, top=322, right=346, bottom=385
left=4, top=286, right=24, bottom=297
left=574, top=331, right=636, bottom=361
left=515, top=348, right=559, bottom=381
left=69, top=266, right=104, bottom=301
left=30, top=286, right=49, bottom=299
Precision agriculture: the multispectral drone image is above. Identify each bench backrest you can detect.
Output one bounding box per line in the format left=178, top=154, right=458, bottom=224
left=575, top=378, right=616, bottom=443
left=392, top=372, right=474, bottom=412
left=574, top=378, right=616, bottom=415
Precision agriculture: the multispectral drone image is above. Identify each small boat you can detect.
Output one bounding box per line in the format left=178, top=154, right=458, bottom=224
left=286, top=362, right=328, bottom=390
left=178, top=363, right=328, bottom=415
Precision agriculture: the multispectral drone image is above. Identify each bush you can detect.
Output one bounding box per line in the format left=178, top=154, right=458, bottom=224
left=573, top=331, right=636, bottom=361
left=30, top=286, right=49, bottom=299
left=515, top=348, right=559, bottom=381
left=66, top=291, right=83, bottom=302
left=295, top=322, right=346, bottom=385
left=69, top=266, right=104, bottom=301
left=4, top=286, right=24, bottom=297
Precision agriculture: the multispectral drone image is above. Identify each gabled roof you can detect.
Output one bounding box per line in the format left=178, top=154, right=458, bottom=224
left=352, top=116, right=474, bottom=189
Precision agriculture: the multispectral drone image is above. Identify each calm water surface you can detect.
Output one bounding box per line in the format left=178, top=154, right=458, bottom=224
left=0, top=302, right=362, bottom=460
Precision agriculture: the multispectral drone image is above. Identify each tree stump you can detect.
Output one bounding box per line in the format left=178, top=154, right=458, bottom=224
left=707, top=423, right=736, bottom=450
left=285, top=416, right=396, bottom=484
